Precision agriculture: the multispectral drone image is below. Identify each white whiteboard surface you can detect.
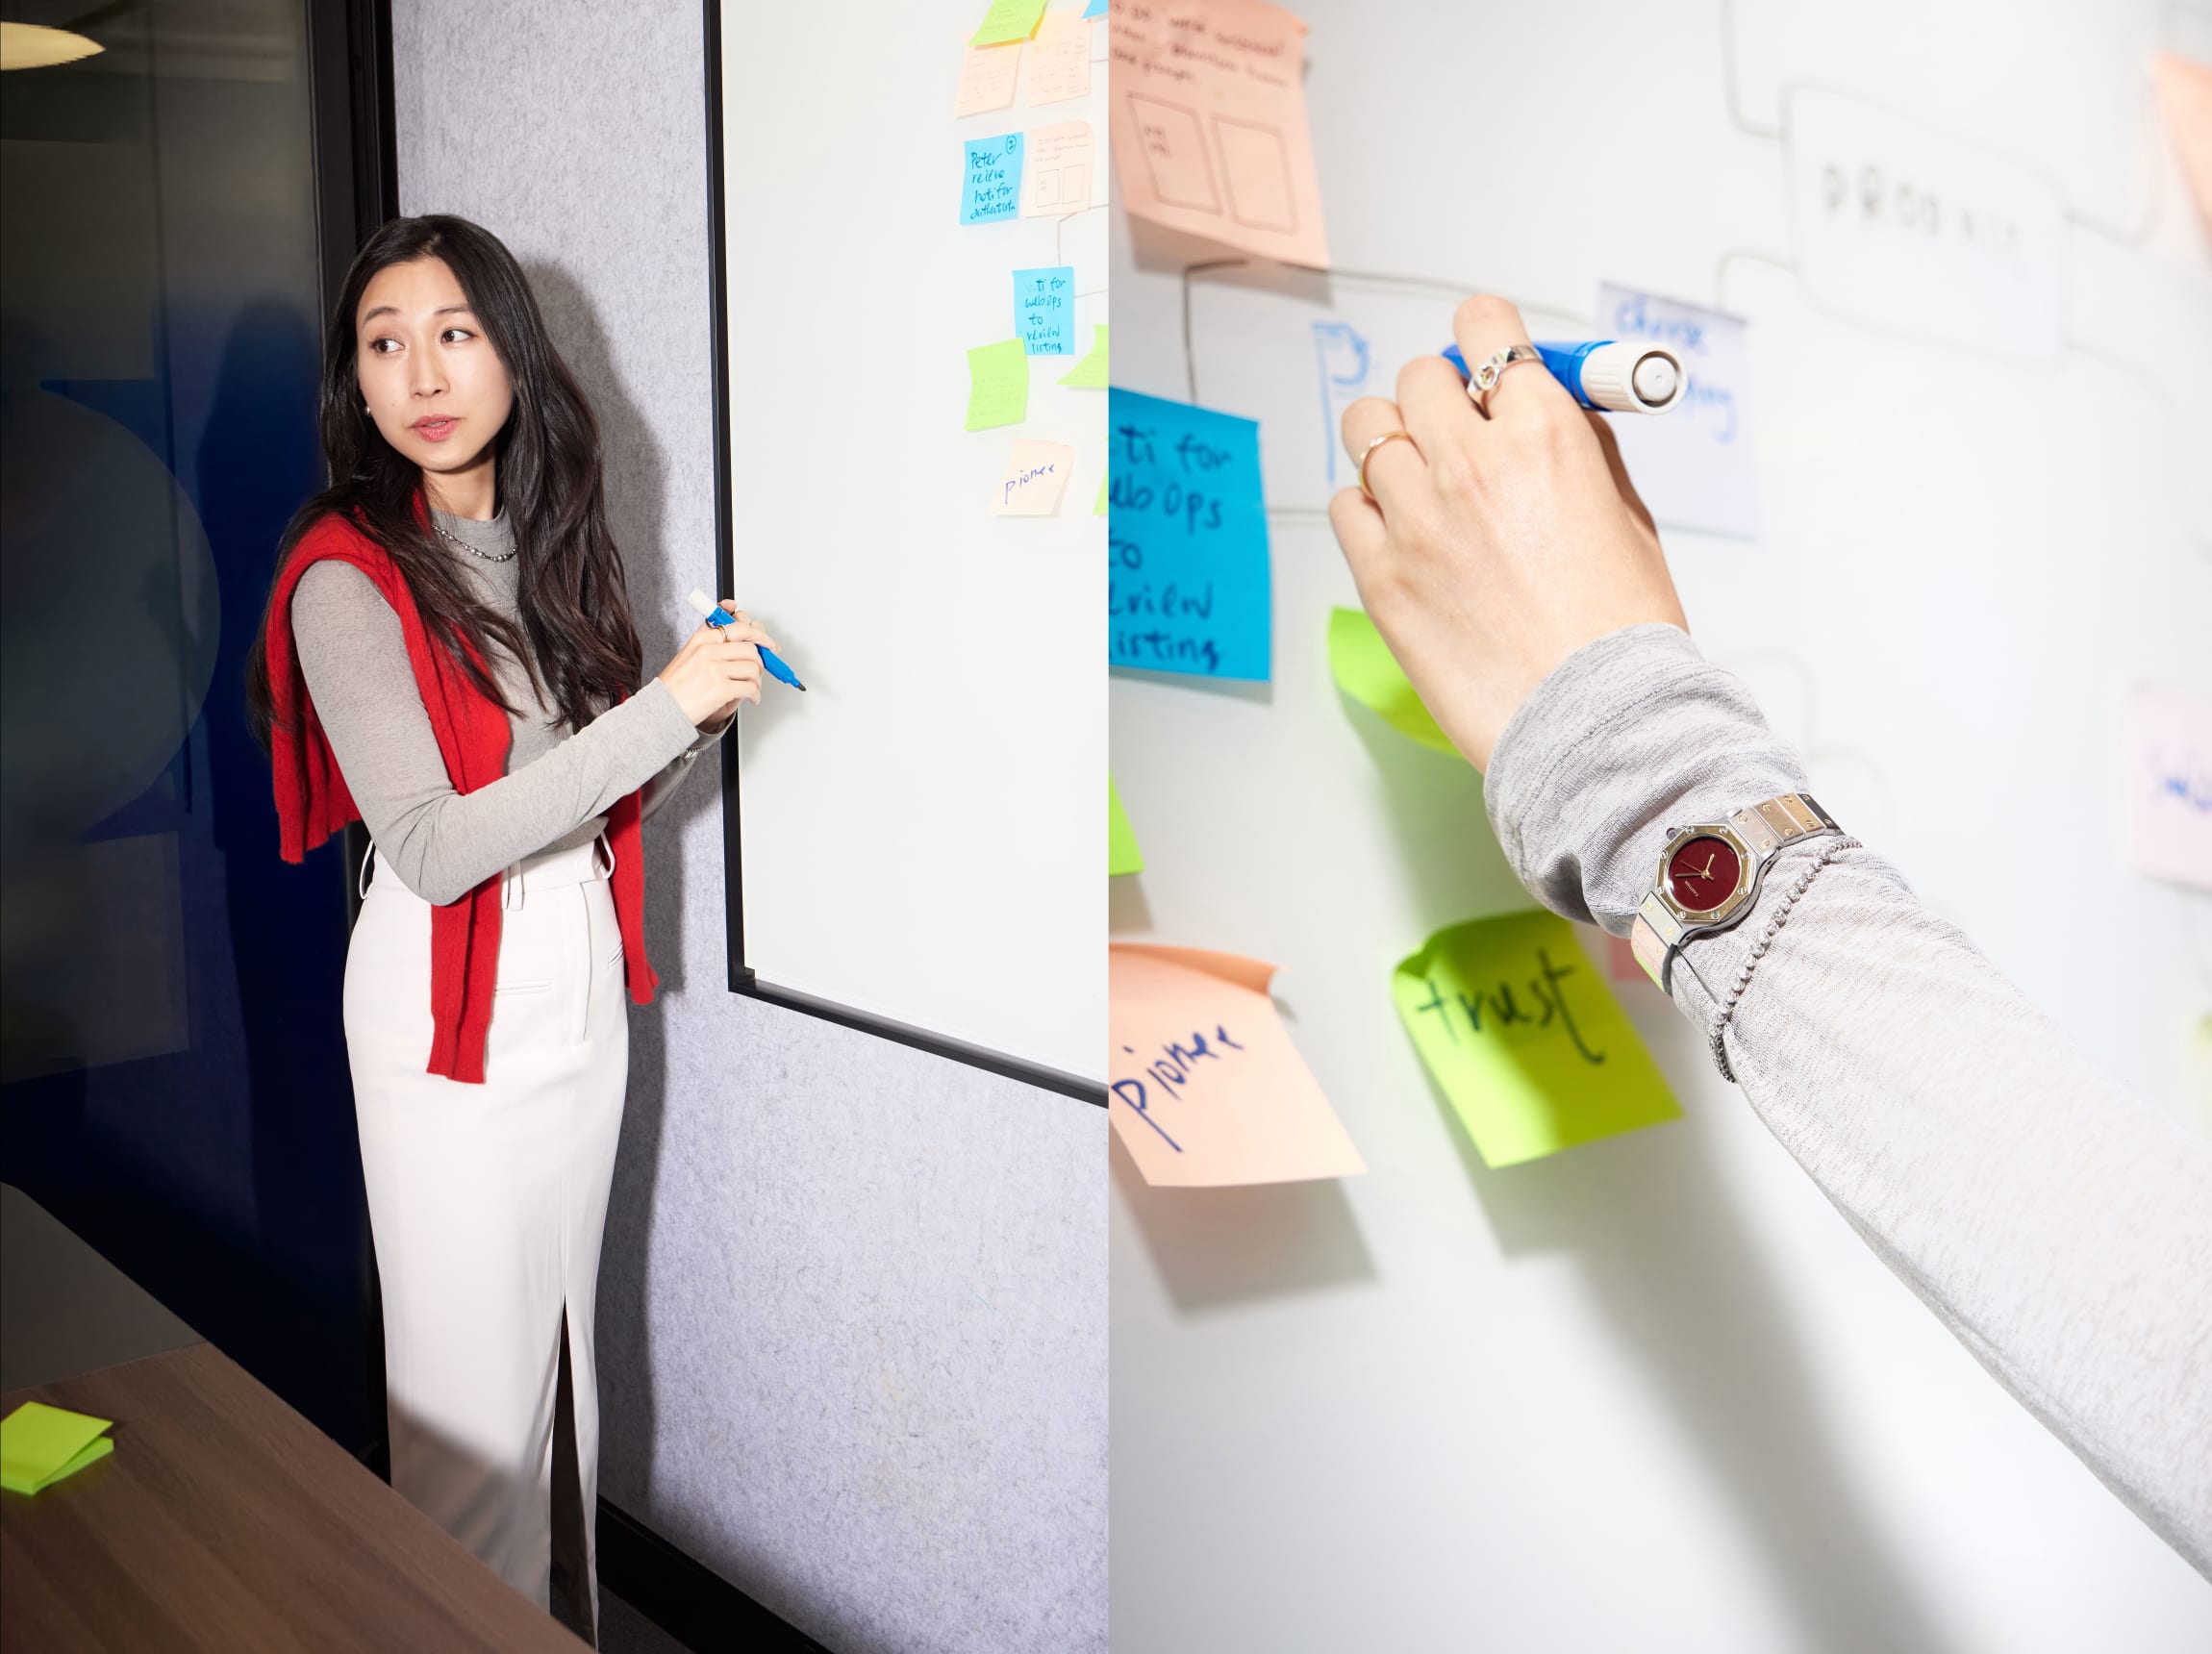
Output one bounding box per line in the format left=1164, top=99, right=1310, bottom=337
left=718, top=3, right=1106, bottom=1082
left=1110, top=1, right=2212, bottom=1649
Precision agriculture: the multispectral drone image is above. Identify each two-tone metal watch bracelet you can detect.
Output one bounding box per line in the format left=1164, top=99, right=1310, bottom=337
left=1627, top=792, right=1845, bottom=999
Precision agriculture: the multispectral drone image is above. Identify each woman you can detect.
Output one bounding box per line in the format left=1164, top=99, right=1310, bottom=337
left=1328, top=294, right=2212, bottom=1577
left=243, top=214, right=774, bottom=1638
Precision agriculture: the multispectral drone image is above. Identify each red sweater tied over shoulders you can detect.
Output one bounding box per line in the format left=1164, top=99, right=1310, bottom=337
left=262, top=499, right=657, bottom=1084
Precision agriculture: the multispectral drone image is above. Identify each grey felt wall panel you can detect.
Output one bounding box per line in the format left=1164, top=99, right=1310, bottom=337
left=389, top=6, right=1106, bottom=1649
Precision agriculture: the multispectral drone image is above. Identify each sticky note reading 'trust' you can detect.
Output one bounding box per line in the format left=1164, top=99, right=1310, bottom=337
left=961, top=133, right=1025, bottom=224
left=1109, top=774, right=1143, bottom=875
left=1394, top=911, right=1679, bottom=1168
left=1015, top=265, right=1076, bottom=355
left=1, top=1401, right=115, bottom=1495
left=1111, top=945, right=1365, bottom=1186
left=1108, top=388, right=1269, bottom=681
left=994, top=439, right=1074, bottom=515
left=965, top=338, right=1029, bottom=430
left=1326, top=608, right=1456, bottom=756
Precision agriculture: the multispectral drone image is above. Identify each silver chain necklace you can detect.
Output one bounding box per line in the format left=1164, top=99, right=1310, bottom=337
left=433, top=520, right=516, bottom=564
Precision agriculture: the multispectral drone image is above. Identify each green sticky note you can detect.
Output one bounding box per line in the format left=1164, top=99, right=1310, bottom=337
left=1, top=1400, right=115, bottom=1494
left=1109, top=774, right=1144, bottom=875
left=1327, top=608, right=1457, bottom=756
left=965, top=338, right=1029, bottom=430
left=1060, top=324, right=1109, bottom=388
left=1393, top=911, right=1680, bottom=1167
left=1095, top=472, right=1107, bottom=514
left=970, top=0, right=1047, bottom=45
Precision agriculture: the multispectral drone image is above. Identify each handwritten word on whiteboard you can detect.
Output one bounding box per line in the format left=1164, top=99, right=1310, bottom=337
left=961, top=132, right=1025, bottom=224
left=1109, top=388, right=1270, bottom=682
left=1786, top=87, right=2061, bottom=359
left=1015, top=265, right=1076, bottom=355
left=1110, top=945, right=1365, bottom=1186
left=2124, top=683, right=2212, bottom=890
left=1394, top=911, right=1679, bottom=1168
left=1106, top=0, right=1329, bottom=268
left=1596, top=284, right=1759, bottom=541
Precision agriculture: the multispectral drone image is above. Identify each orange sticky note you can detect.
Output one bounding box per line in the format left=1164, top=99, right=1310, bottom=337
left=1110, top=945, right=1366, bottom=1186
left=1107, top=0, right=1329, bottom=268
left=1024, top=4, right=1092, bottom=106
left=994, top=439, right=1075, bottom=515
left=2152, top=54, right=2212, bottom=235
left=1021, top=120, right=1093, bottom=218
left=953, top=41, right=1021, bottom=118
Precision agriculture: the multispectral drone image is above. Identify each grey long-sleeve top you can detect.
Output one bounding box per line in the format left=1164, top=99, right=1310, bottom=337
left=1484, top=623, right=2212, bottom=1578
left=290, top=504, right=725, bottom=905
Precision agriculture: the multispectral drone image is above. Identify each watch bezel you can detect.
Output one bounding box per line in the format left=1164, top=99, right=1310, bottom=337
left=1653, top=822, right=1758, bottom=928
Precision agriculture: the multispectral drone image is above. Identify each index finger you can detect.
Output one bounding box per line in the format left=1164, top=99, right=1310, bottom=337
left=1448, top=294, right=1575, bottom=426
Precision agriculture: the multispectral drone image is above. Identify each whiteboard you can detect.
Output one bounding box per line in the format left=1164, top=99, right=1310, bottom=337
left=714, top=1, right=1107, bottom=1087
left=1109, top=0, right=2212, bottom=1648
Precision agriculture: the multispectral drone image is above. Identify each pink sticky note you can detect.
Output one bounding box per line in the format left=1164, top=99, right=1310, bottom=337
left=1110, top=945, right=1366, bottom=1187
left=1024, top=4, right=1091, bottom=106
left=2152, top=54, right=2212, bottom=235
left=1021, top=120, right=1093, bottom=217
left=2124, top=683, right=2212, bottom=890
left=1107, top=0, right=1329, bottom=268
left=953, top=41, right=1022, bottom=118
left=993, top=439, right=1075, bottom=515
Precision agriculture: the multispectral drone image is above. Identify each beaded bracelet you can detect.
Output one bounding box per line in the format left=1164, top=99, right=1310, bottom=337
left=1707, top=836, right=1860, bottom=1084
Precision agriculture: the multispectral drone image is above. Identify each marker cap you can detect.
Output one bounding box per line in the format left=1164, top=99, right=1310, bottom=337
left=1573, top=342, right=1684, bottom=414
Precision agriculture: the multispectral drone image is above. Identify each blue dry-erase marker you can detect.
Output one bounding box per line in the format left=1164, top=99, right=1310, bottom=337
left=687, top=588, right=806, bottom=691
left=1442, top=340, right=1685, bottom=414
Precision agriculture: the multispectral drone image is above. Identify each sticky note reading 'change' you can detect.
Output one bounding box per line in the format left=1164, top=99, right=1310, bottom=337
left=1061, top=324, right=1109, bottom=387
left=994, top=439, right=1074, bottom=515
left=1394, top=911, right=1679, bottom=1167
left=1108, top=388, right=1269, bottom=681
left=1015, top=265, right=1076, bottom=355
left=1, top=1401, right=115, bottom=1495
left=1596, top=283, right=1757, bottom=540
left=965, top=338, right=1029, bottom=430
left=1109, top=774, right=1144, bottom=875
left=1326, top=608, right=1457, bottom=756
left=1111, top=945, right=1365, bottom=1186
left=961, top=133, right=1025, bottom=224
left=1107, top=0, right=1329, bottom=267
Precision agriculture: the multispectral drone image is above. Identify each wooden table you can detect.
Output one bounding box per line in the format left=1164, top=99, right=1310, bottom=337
left=1, top=1342, right=582, bottom=1652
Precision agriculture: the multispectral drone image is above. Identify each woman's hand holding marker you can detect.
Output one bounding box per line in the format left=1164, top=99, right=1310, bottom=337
left=657, top=596, right=774, bottom=725
left=1326, top=294, right=1689, bottom=773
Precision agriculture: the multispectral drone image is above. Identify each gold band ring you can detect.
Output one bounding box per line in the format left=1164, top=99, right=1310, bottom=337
left=1357, top=430, right=1419, bottom=498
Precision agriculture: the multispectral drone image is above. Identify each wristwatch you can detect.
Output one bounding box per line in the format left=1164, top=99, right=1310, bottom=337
left=1629, top=792, right=1843, bottom=992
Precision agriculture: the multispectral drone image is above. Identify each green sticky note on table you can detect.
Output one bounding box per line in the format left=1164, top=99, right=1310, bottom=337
left=1328, top=608, right=1457, bottom=756
left=1060, top=324, right=1109, bottom=387
left=970, top=0, right=1047, bottom=45
left=1, top=1401, right=115, bottom=1494
left=1393, top=911, right=1680, bottom=1167
left=1109, top=774, right=1144, bottom=875
left=965, top=338, right=1029, bottom=430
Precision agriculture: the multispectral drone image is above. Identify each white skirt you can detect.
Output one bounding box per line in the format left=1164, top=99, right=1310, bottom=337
left=342, top=833, right=627, bottom=1637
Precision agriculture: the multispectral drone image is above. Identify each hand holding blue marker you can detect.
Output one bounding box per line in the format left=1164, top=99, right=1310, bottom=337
left=687, top=589, right=806, bottom=691
left=1442, top=340, right=1685, bottom=414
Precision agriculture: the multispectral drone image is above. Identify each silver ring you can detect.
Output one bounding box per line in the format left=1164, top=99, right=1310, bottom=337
left=1467, top=343, right=1541, bottom=417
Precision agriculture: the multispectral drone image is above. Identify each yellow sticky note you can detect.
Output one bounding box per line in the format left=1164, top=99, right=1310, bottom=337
left=1, top=1400, right=115, bottom=1494
left=1109, top=774, right=1143, bottom=875
left=970, top=0, right=1047, bottom=46
left=1060, top=324, right=1109, bottom=388
left=1107, top=0, right=1330, bottom=268
left=1394, top=911, right=1680, bottom=1167
left=1326, top=608, right=1457, bottom=757
left=965, top=338, right=1029, bottom=430
left=1112, top=945, right=1366, bottom=1186
left=953, top=41, right=1021, bottom=118
left=994, top=439, right=1074, bottom=515
left=1024, top=3, right=1092, bottom=105
left=1094, top=472, right=1107, bottom=514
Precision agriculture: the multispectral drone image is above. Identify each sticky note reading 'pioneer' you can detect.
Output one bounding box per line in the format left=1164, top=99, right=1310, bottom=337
left=994, top=439, right=1074, bottom=515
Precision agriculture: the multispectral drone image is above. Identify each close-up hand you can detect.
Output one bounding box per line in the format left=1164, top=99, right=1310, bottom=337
left=655, top=599, right=776, bottom=726
left=1326, top=294, right=1689, bottom=771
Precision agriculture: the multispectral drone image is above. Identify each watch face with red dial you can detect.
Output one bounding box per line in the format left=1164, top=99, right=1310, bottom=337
left=1666, top=835, right=1742, bottom=914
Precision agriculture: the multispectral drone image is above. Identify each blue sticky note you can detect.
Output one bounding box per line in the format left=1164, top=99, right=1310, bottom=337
left=1108, top=389, right=1270, bottom=683
left=1015, top=266, right=1076, bottom=356
left=1082, top=0, right=1107, bottom=15
left=961, top=133, right=1025, bottom=225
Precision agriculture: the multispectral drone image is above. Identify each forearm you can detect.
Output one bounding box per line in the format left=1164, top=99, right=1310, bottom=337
left=1485, top=624, right=2212, bottom=1575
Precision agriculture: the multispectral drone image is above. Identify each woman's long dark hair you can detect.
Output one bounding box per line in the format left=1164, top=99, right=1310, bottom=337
left=244, top=214, right=643, bottom=752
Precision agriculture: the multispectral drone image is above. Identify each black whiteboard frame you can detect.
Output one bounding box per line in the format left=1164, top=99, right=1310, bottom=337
left=699, top=0, right=1104, bottom=1109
